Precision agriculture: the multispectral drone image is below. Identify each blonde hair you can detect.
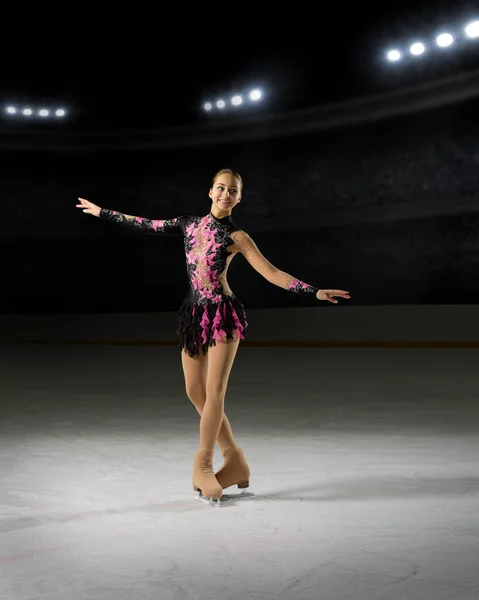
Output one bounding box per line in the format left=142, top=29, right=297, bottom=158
left=212, top=168, right=243, bottom=191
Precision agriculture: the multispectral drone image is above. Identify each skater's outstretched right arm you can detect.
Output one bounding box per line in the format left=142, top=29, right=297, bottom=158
left=76, top=198, right=184, bottom=234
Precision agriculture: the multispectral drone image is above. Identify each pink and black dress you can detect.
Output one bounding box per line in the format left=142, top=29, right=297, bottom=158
left=100, top=209, right=318, bottom=357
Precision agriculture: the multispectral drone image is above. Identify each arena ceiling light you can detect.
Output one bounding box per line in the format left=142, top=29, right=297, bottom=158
left=3, top=105, right=67, bottom=119
left=203, top=87, right=264, bottom=113
left=386, top=49, right=402, bottom=62
left=410, top=42, right=426, bottom=55
left=465, top=20, right=479, bottom=38
left=385, top=17, right=478, bottom=63
left=436, top=33, right=454, bottom=47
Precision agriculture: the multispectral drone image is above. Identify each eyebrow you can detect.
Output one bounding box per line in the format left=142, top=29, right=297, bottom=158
left=216, top=182, right=238, bottom=188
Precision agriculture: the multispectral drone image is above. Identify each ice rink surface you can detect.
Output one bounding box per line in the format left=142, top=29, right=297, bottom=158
left=1, top=344, right=478, bottom=600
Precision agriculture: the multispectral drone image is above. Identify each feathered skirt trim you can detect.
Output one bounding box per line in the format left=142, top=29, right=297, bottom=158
left=177, top=295, right=248, bottom=357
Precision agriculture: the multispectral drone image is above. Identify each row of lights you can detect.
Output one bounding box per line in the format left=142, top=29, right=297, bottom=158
left=203, top=89, right=263, bottom=112
left=4, top=106, right=66, bottom=117
left=386, top=19, right=479, bottom=61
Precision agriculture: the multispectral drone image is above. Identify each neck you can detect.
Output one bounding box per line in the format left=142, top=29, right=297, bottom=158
left=210, top=205, right=232, bottom=219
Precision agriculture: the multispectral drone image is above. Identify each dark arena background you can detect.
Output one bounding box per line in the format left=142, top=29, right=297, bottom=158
left=2, top=80, right=479, bottom=315
left=1, top=7, right=479, bottom=600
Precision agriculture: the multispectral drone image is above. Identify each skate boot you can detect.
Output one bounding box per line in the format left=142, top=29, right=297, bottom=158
left=192, top=448, right=223, bottom=507
left=215, top=447, right=250, bottom=491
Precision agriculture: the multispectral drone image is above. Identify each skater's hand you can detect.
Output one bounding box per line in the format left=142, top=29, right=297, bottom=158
left=76, top=198, right=101, bottom=217
left=316, top=289, right=350, bottom=304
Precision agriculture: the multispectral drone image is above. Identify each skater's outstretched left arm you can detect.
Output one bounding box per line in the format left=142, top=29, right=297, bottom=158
left=237, top=232, right=350, bottom=304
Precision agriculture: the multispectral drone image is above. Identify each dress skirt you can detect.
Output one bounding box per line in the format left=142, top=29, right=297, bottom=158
left=177, top=294, right=248, bottom=357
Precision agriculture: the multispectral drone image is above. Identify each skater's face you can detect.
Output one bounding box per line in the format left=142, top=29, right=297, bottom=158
left=209, top=173, right=242, bottom=213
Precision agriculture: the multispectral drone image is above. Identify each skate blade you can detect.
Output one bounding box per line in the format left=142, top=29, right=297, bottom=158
left=222, top=490, right=255, bottom=500
left=194, top=491, right=222, bottom=507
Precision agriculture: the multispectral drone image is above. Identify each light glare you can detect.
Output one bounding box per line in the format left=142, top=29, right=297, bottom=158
left=216, top=99, right=226, bottom=109
left=6, top=106, right=16, bottom=114
left=249, top=89, right=262, bottom=101
left=231, top=95, right=242, bottom=106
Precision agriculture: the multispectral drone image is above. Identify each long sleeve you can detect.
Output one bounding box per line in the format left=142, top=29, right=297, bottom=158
left=237, top=231, right=319, bottom=297
left=99, top=208, right=185, bottom=234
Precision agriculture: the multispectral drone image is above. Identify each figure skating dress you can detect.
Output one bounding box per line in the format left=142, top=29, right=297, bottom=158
left=100, top=209, right=319, bottom=357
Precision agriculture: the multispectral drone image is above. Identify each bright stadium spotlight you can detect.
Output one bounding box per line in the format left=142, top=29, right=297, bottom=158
left=6, top=106, right=16, bottom=114
left=216, top=99, right=226, bottom=109
left=203, top=102, right=212, bottom=111
left=249, top=89, right=262, bottom=101
left=465, top=20, right=479, bottom=38
left=436, top=32, right=453, bottom=47
left=410, top=42, right=425, bottom=55
left=23, top=108, right=33, bottom=116
left=386, top=49, right=401, bottom=62
left=231, top=95, right=242, bottom=106
left=39, top=109, right=49, bottom=117
left=55, top=109, right=66, bottom=117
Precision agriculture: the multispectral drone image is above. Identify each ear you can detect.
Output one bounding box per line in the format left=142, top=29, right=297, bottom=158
left=208, top=188, right=213, bottom=199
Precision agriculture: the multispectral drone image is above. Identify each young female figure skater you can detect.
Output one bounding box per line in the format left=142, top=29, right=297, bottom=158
left=76, top=169, right=350, bottom=506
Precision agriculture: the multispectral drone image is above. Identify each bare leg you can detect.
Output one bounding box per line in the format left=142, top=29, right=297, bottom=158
left=181, top=346, right=238, bottom=451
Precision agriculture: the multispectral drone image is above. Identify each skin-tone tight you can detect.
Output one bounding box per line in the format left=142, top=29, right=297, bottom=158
left=181, top=338, right=240, bottom=451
